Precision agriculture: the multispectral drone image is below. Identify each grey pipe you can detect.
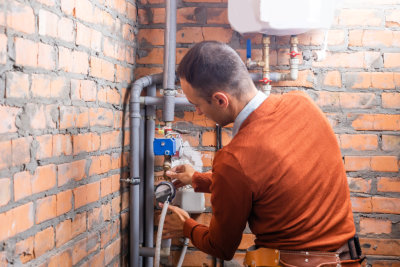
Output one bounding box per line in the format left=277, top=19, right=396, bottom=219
left=162, top=0, right=177, bottom=123
left=141, top=96, right=192, bottom=107
left=129, top=73, right=163, bottom=267
left=139, top=108, right=145, bottom=266
left=144, top=84, right=157, bottom=267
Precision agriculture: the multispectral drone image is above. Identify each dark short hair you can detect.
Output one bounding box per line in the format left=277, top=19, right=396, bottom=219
left=177, top=41, right=253, bottom=101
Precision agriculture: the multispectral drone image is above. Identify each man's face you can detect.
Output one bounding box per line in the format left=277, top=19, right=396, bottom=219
left=180, top=79, right=230, bottom=126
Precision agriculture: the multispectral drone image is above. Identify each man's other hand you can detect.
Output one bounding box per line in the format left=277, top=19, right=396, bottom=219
left=166, top=164, right=195, bottom=187
left=162, top=205, right=190, bottom=239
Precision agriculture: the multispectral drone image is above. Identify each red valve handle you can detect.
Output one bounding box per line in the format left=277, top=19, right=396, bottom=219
left=259, top=78, right=272, bottom=84
left=288, top=51, right=301, bottom=57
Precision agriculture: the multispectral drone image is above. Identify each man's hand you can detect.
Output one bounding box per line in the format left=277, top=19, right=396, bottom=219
left=166, top=164, right=195, bottom=188
left=162, top=205, right=190, bottom=239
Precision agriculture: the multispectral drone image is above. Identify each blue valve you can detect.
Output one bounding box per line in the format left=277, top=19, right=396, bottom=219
left=154, top=138, right=177, bottom=156
left=246, top=39, right=251, bottom=59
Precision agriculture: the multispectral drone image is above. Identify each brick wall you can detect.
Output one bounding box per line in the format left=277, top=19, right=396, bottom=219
left=137, top=0, right=400, bottom=266
left=0, top=0, right=136, bottom=266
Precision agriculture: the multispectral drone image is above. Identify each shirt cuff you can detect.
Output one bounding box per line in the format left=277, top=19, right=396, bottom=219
left=192, top=172, right=211, bottom=192
left=183, top=218, right=199, bottom=239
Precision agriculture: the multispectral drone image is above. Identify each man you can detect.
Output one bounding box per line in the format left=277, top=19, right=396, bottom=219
left=163, top=41, right=362, bottom=266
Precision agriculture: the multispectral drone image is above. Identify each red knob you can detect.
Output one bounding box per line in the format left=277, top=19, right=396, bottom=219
left=259, top=78, right=272, bottom=84
left=288, top=51, right=301, bottom=57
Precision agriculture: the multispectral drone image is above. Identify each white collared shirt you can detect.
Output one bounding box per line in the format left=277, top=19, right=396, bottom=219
left=232, top=91, right=268, bottom=137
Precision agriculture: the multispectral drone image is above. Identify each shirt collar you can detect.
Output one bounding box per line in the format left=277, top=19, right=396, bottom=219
left=232, top=91, right=268, bottom=136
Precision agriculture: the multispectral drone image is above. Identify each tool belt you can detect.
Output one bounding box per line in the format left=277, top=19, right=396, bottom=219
left=244, top=236, right=365, bottom=267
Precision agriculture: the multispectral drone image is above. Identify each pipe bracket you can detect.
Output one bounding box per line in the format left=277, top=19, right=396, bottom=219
left=121, top=177, right=141, bottom=185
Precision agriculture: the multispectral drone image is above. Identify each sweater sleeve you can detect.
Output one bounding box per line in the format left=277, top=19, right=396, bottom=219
left=192, top=172, right=212, bottom=193
left=183, top=151, right=252, bottom=260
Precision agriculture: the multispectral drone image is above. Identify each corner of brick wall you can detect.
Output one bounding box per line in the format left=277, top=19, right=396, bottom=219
left=137, top=0, right=400, bottom=266
left=0, top=0, right=137, bottom=266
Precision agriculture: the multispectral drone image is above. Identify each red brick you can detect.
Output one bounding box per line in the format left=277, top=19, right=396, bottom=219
left=89, top=155, right=112, bottom=176
left=202, top=131, right=216, bottom=146
left=60, top=0, right=74, bottom=15
left=11, top=136, right=31, bottom=166
left=177, top=27, right=203, bottom=43
left=58, top=47, right=89, bottom=74
left=72, top=133, right=100, bottom=155
left=372, top=197, right=400, bottom=214
left=377, top=177, right=400, bottom=193
left=116, top=64, right=132, bottom=83
left=25, top=104, right=53, bottom=130
left=382, top=135, right=400, bottom=151
left=386, top=8, right=400, bottom=27
left=201, top=151, right=214, bottom=167
left=58, top=18, right=74, bottom=43
left=100, top=131, right=120, bottom=150
left=170, top=250, right=212, bottom=266
left=89, top=108, right=114, bottom=127
left=36, top=195, right=57, bottom=223
left=98, top=86, right=121, bottom=105
left=350, top=30, right=395, bottom=47
left=111, top=195, right=121, bottom=216
left=5, top=72, right=29, bottom=98
left=0, top=106, right=19, bottom=134
left=338, top=9, right=382, bottom=26
left=352, top=114, right=400, bottom=131
left=55, top=219, right=72, bottom=247
left=72, top=212, right=87, bottom=237
left=127, top=2, right=137, bottom=21
left=38, top=9, right=58, bottom=37
left=75, top=0, right=95, bottom=23
left=345, top=156, right=398, bottom=172
left=104, top=238, right=121, bottom=265
left=384, top=53, right=400, bottom=68
left=0, top=178, right=10, bottom=207
left=102, top=203, right=111, bottom=222
left=59, top=106, right=89, bottom=129
left=31, top=165, right=57, bottom=194
left=111, top=174, right=121, bottom=193
left=15, top=37, right=38, bottom=67
left=48, top=249, right=72, bottom=267
left=34, top=227, right=54, bottom=257
left=15, top=236, right=34, bottom=263
left=347, top=177, right=371, bottom=193
left=53, top=134, right=72, bottom=157
left=315, top=51, right=381, bottom=69
left=0, top=202, right=34, bottom=242
left=100, top=220, right=119, bottom=248
left=360, top=217, right=392, bottom=234
left=87, top=232, right=100, bottom=254
left=32, top=74, right=68, bottom=98
left=338, top=134, right=378, bottom=151
left=88, top=207, right=103, bottom=230
left=58, top=159, right=87, bottom=186
left=72, top=238, right=87, bottom=265
left=56, top=190, right=72, bottom=216
left=13, top=172, right=32, bottom=201
left=323, top=71, right=341, bottom=87
left=87, top=249, right=104, bottom=266
left=0, top=34, right=6, bottom=64
left=73, top=182, right=100, bottom=209
left=71, top=79, right=97, bottom=102
left=207, top=7, right=228, bottom=24
left=137, top=47, right=164, bottom=64
left=76, top=23, right=102, bottom=52
left=122, top=24, right=134, bottom=42
left=7, top=1, right=35, bottom=34
left=90, top=57, right=115, bottom=81
left=202, top=27, right=233, bottom=43
left=382, top=93, right=400, bottom=109
left=350, top=197, right=372, bottom=213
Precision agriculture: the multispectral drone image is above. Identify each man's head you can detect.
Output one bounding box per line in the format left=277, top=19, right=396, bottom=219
left=178, top=41, right=257, bottom=126
left=177, top=41, right=253, bottom=101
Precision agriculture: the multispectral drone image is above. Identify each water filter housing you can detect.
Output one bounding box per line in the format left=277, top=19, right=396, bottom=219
left=228, top=0, right=338, bottom=36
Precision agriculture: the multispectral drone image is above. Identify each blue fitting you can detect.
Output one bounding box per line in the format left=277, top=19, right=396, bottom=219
left=246, top=39, right=251, bottom=59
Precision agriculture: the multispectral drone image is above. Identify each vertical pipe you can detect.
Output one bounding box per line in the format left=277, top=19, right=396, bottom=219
left=144, top=84, right=156, bottom=267
left=162, top=0, right=177, bottom=123
left=130, top=98, right=141, bottom=267
left=139, top=108, right=146, bottom=266
left=129, top=73, right=163, bottom=267
left=261, top=34, right=271, bottom=96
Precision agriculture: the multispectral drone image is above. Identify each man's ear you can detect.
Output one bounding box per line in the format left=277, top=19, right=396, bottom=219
left=211, top=92, right=229, bottom=109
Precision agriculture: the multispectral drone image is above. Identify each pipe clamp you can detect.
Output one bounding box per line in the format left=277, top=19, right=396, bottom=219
left=120, top=177, right=141, bottom=185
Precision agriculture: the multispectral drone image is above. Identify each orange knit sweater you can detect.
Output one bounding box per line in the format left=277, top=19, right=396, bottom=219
left=183, top=91, right=355, bottom=260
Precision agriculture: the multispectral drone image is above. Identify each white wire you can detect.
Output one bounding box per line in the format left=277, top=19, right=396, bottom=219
left=154, top=200, right=169, bottom=267
left=176, top=238, right=190, bottom=267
